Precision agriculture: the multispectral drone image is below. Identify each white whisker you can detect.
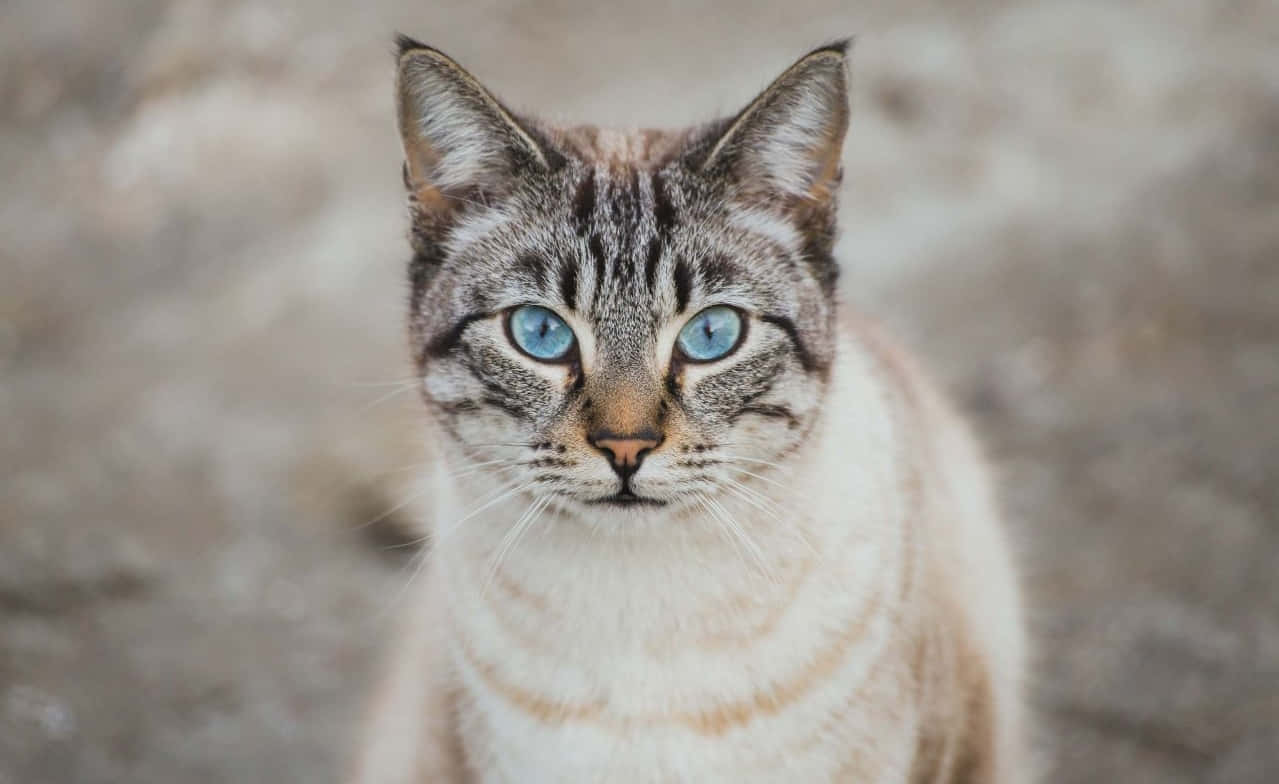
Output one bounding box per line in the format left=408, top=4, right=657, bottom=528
left=721, top=480, right=821, bottom=558
left=698, top=491, right=775, bottom=584
left=355, top=383, right=421, bottom=414
left=720, top=463, right=799, bottom=494
left=717, top=453, right=794, bottom=474
left=722, top=479, right=785, bottom=521
left=347, top=376, right=421, bottom=389
left=482, top=494, right=552, bottom=598
left=375, top=478, right=533, bottom=620
left=436, top=479, right=533, bottom=542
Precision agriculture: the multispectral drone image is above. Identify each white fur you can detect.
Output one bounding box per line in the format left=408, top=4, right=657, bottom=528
left=351, top=312, right=1026, bottom=782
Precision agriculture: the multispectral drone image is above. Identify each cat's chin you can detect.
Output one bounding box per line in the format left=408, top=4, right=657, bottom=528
left=584, top=492, right=668, bottom=509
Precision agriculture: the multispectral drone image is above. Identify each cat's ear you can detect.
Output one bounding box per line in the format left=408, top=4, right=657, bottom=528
left=395, top=36, right=551, bottom=216
left=699, top=42, right=850, bottom=207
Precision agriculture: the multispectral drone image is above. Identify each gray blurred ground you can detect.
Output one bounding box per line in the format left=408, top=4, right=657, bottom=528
left=2, top=1, right=1277, bottom=781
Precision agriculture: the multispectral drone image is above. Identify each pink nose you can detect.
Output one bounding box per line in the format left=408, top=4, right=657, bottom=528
left=590, top=433, right=661, bottom=474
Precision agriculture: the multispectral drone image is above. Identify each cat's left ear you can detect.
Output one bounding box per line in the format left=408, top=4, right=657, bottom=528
left=395, top=36, right=552, bottom=218
left=699, top=42, right=850, bottom=208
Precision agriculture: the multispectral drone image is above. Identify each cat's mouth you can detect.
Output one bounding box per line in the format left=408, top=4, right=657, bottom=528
left=586, top=491, right=668, bottom=508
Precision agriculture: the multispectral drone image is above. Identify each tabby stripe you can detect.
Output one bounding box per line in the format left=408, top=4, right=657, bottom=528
left=698, top=253, right=739, bottom=293
left=454, top=354, right=531, bottom=419
left=559, top=262, right=579, bottom=310
left=514, top=253, right=548, bottom=290
left=734, top=404, right=800, bottom=429
left=673, top=256, right=692, bottom=313
left=627, top=168, right=642, bottom=215
left=589, top=233, right=607, bottom=303
left=435, top=399, right=481, bottom=415
left=481, top=395, right=526, bottom=420
left=573, top=172, right=595, bottom=235
left=457, top=574, right=885, bottom=735
left=760, top=313, right=819, bottom=374
left=651, top=171, right=676, bottom=236
left=423, top=311, right=492, bottom=360
left=644, top=236, right=662, bottom=293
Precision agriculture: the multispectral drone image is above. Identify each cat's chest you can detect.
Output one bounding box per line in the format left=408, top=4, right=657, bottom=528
left=452, top=629, right=917, bottom=784
left=445, top=541, right=907, bottom=782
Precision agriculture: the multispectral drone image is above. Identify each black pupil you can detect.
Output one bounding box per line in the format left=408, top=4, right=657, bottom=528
left=702, top=318, right=714, bottom=340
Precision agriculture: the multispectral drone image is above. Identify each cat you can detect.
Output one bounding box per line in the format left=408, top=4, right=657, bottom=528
left=351, top=36, right=1028, bottom=783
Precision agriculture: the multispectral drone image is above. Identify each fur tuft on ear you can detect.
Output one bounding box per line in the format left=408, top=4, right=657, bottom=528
left=701, top=42, right=851, bottom=206
left=394, top=38, right=550, bottom=217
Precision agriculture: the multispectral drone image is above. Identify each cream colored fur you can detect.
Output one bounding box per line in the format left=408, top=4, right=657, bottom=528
left=351, top=310, right=1027, bottom=783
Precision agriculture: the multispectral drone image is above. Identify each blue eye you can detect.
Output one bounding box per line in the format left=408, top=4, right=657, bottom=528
left=508, top=305, right=576, bottom=361
left=676, top=306, right=744, bottom=362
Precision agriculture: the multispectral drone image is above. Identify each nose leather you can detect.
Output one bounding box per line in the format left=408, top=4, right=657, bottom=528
left=589, top=430, right=661, bottom=478
left=594, top=436, right=659, bottom=468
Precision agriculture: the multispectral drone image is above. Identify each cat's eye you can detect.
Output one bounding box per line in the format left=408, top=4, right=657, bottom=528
left=676, top=306, right=745, bottom=363
left=507, top=305, right=577, bottom=362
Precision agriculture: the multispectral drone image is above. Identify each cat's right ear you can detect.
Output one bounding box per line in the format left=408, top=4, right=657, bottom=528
left=395, top=36, right=551, bottom=221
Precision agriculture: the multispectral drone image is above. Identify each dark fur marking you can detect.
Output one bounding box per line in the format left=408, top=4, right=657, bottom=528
left=515, top=253, right=548, bottom=289
left=481, top=395, right=526, bottom=420
left=590, top=234, right=607, bottom=300
left=408, top=248, right=446, bottom=325
left=698, top=253, right=738, bottom=293
left=528, top=457, right=575, bottom=468
left=651, top=171, right=676, bottom=236
left=800, top=235, right=840, bottom=297
left=676, top=458, right=723, bottom=468
left=736, top=375, right=777, bottom=409
left=628, top=168, right=642, bottom=211
left=733, top=404, right=800, bottom=428
left=573, top=173, right=596, bottom=235
left=436, top=399, right=481, bottom=414
left=673, top=256, right=692, bottom=313
left=644, top=237, right=662, bottom=293
left=760, top=313, right=819, bottom=373
left=424, top=311, right=492, bottom=360
left=664, top=374, right=684, bottom=407
left=559, top=262, right=579, bottom=310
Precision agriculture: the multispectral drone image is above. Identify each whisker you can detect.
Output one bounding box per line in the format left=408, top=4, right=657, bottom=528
left=717, top=453, right=794, bottom=474
left=699, top=491, right=775, bottom=584
left=721, top=480, right=822, bottom=558
left=346, top=376, right=421, bottom=389
left=465, top=441, right=543, bottom=450
left=436, top=479, right=533, bottom=542
left=354, top=482, right=434, bottom=532
left=374, top=546, right=431, bottom=622
left=690, top=491, right=744, bottom=570
left=482, top=494, right=552, bottom=599
left=444, top=458, right=521, bottom=480
left=706, top=494, right=772, bottom=579
left=355, top=383, right=422, bottom=414
left=722, top=479, right=785, bottom=521
left=720, top=464, right=798, bottom=494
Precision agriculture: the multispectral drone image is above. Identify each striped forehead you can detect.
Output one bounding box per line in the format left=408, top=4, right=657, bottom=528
left=446, top=160, right=802, bottom=335
left=560, top=166, right=675, bottom=317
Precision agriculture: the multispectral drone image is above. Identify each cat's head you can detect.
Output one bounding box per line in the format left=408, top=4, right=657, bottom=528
left=395, top=37, right=848, bottom=515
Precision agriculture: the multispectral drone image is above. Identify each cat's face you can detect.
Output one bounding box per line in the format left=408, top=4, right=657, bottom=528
left=395, top=38, right=849, bottom=514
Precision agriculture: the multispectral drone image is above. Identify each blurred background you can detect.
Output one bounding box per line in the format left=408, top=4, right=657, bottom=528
left=2, top=0, right=1277, bottom=781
